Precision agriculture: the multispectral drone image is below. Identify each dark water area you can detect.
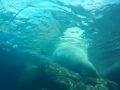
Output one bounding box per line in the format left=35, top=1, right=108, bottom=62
left=0, top=60, right=25, bottom=90
left=0, top=0, right=120, bottom=90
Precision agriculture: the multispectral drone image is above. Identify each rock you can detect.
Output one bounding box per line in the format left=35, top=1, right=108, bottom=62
left=19, top=61, right=120, bottom=90
left=86, top=85, right=95, bottom=90
left=95, top=84, right=109, bottom=90
left=107, top=80, right=120, bottom=90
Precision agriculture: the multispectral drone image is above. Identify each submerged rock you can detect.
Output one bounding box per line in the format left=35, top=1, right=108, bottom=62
left=19, top=61, right=120, bottom=90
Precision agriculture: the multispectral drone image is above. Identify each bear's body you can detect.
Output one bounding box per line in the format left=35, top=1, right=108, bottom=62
left=53, top=44, right=98, bottom=77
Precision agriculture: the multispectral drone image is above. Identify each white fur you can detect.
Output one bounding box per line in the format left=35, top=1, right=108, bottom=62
left=53, top=44, right=98, bottom=77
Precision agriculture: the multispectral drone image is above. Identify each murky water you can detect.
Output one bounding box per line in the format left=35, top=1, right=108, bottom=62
left=0, top=0, right=120, bottom=89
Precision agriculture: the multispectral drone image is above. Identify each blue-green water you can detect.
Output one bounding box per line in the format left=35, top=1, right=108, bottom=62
left=0, top=0, right=120, bottom=90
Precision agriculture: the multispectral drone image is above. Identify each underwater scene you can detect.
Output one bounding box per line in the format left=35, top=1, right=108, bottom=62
left=0, top=0, right=120, bottom=90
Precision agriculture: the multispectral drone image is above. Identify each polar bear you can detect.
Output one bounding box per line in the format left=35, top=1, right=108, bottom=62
left=53, top=44, right=98, bottom=77
left=53, top=27, right=98, bottom=76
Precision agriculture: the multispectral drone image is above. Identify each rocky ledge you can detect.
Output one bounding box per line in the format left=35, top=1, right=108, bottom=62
left=19, top=61, right=120, bottom=90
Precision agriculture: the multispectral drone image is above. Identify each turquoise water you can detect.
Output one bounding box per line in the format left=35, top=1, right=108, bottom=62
left=0, top=0, right=120, bottom=90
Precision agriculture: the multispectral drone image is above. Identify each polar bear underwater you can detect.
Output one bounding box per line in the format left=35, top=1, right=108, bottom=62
left=52, top=27, right=98, bottom=77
